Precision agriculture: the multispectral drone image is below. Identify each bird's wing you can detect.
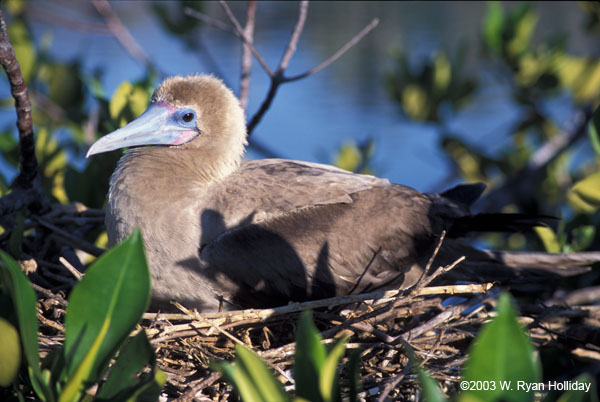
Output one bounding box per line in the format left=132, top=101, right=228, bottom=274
left=199, top=158, right=398, bottom=235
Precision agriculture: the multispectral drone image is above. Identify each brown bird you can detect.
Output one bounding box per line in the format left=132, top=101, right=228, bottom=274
left=87, top=75, right=600, bottom=312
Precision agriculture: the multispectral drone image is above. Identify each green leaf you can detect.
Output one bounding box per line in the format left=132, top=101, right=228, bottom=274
left=96, top=331, right=156, bottom=401
left=347, top=349, right=362, bottom=402
left=0, top=251, right=53, bottom=401
left=60, top=315, right=112, bottom=402
left=335, top=142, right=362, bottom=173
left=235, top=345, right=289, bottom=401
left=109, top=81, right=134, bottom=122
left=589, top=107, right=600, bottom=158
left=483, top=1, right=504, bottom=54
left=0, top=316, right=21, bottom=387
left=571, top=225, right=596, bottom=252
left=319, top=337, right=347, bottom=402
left=294, top=310, right=327, bottom=402
left=568, top=172, right=600, bottom=213
left=62, top=230, right=151, bottom=390
left=556, top=374, right=598, bottom=402
left=460, top=293, right=540, bottom=402
left=213, top=361, right=264, bottom=402
left=417, top=366, right=445, bottom=402
left=534, top=226, right=561, bottom=253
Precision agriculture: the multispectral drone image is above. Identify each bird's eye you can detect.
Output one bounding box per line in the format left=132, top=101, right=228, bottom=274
left=182, top=112, right=195, bottom=123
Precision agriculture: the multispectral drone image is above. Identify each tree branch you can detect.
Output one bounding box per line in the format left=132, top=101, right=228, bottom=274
left=91, top=0, right=156, bottom=71
left=218, top=0, right=273, bottom=77
left=239, top=0, right=256, bottom=111
left=0, top=9, right=49, bottom=223
left=277, top=0, right=309, bottom=73
left=478, top=107, right=593, bottom=212
left=285, top=17, right=379, bottom=82
left=247, top=15, right=379, bottom=136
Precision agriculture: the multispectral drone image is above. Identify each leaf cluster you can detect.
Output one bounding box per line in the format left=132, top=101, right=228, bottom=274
left=0, top=230, right=164, bottom=401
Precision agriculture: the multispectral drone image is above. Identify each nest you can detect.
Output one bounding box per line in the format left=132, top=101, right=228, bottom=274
left=14, top=204, right=600, bottom=401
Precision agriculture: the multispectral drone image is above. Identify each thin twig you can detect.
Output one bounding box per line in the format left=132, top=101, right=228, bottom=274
left=91, top=0, right=155, bottom=70
left=59, top=256, right=83, bottom=280
left=218, top=0, right=273, bottom=76
left=277, top=1, right=309, bottom=72
left=246, top=16, right=379, bottom=136
left=184, top=8, right=235, bottom=33
left=285, top=17, right=379, bottom=82
left=35, top=217, right=105, bottom=257
left=179, top=372, right=222, bottom=402
left=239, top=0, right=256, bottom=111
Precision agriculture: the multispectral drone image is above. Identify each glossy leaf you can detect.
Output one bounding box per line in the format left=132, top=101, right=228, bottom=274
left=96, top=331, right=156, bottom=401
left=63, top=230, right=151, bottom=389
left=535, top=226, right=561, bottom=253
left=0, top=316, right=21, bottom=386
left=0, top=250, right=52, bottom=401
left=556, top=374, right=598, bottom=402
left=294, top=310, right=327, bottom=402
left=319, top=337, right=347, bottom=402
left=215, top=360, right=264, bottom=402
left=60, top=316, right=111, bottom=402
left=568, top=172, right=600, bottom=213
left=417, top=366, right=445, bottom=402
left=234, top=345, right=289, bottom=401
left=460, top=293, right=540, bottom=402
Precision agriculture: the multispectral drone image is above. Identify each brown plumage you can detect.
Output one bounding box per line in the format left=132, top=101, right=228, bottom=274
left=87, top=75, right=600, bottom=312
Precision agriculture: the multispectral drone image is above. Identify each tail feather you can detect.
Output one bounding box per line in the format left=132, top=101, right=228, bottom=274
left=433, top=240, right=599, bottom=285
left=449, top=213, right=556, bottom=237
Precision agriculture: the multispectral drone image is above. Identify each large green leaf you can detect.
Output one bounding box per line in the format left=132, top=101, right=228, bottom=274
left=62, top=230, right=151, bottom=393
left=96, top=331, right=156, bottom=401
left=556, top=374, right=598, bottom=402
left=215, top=360, right=264, bottom=402
left=236, top=345, right=289, bottom=401
left=417, top=366, right=445, bottom=402
left=0, top=250, right=53, bottom=401
left=294, top=310, right=327, bottom=402
left=460, top=293, right=541, bottom=402
left=319, top=337, right=347, bottom=402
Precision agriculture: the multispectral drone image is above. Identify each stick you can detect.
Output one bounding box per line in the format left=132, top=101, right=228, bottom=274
left=239, top=0, right=256, bottom=111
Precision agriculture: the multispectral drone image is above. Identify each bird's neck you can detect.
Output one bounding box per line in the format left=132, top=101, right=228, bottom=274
left=106, top=146, right=241, bottom=244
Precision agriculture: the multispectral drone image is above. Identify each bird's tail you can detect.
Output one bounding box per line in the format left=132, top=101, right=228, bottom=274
left=448, top=213, right=555, bottom=237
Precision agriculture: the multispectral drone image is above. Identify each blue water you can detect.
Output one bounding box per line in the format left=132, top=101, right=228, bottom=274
left=1, top=1, right=595, bottom=193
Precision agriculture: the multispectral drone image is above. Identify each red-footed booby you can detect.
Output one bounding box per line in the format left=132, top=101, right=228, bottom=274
left=87, top=75, right=600, bottom=312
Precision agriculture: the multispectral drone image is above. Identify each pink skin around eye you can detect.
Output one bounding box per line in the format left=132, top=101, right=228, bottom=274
left=170, top=130, right=199, bottom=145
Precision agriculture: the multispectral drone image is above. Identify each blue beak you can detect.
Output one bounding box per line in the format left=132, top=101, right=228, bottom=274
left=86, top=103, right=199, bottom=157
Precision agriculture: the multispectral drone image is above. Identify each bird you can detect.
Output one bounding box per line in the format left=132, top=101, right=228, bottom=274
left=87, top=74, right=600, bottom=312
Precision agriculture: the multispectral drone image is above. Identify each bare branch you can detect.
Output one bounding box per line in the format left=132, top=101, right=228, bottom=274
left=277, top=0, right=309, bottom=72
left=91, top=0, right=155, bottom=70
left=0, top=9, right=36, bottom=188
left=239, top=0, right=256, bottom=111
left=286, top=17, right=380, bottom=82
left=0, top=9, right=50, bottom=224
left=218, top=0, right=273, bottom=76
left=247, top=16, right=379, bottom=136
left=184, top=7, right=235, bottom=33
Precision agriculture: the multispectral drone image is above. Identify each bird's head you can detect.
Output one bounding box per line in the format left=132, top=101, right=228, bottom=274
left=86, top=75, right=248, bottom=166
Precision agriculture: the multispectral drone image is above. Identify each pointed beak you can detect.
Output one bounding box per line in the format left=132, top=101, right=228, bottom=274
left=86, top=103, right=199, bottom=157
